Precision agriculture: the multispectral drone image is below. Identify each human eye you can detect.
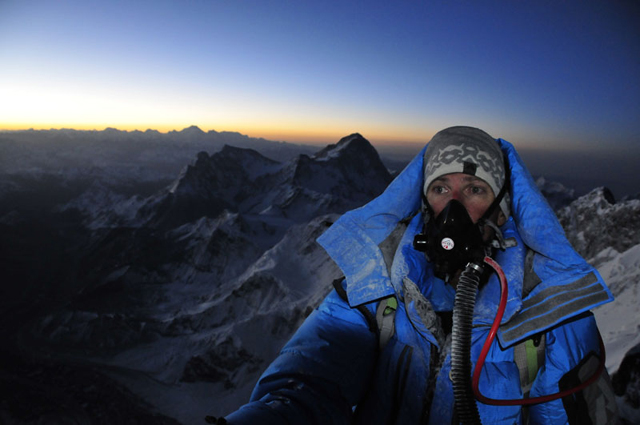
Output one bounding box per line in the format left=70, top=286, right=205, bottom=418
left=430, top=185, right=447, bottom=195
left=467, top=183, right=489, bottom=196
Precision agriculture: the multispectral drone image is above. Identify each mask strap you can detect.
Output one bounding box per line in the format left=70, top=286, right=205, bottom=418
left=421, top=192, right=434, bottom=221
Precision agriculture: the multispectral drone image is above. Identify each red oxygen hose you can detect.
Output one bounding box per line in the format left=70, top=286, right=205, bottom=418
left=472, top=256, right=607, bottom=406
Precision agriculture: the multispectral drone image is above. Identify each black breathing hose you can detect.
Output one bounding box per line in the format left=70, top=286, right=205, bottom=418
left=449, top=256, right=606, bottom=423
left=450, top=262, right=484, bottom=425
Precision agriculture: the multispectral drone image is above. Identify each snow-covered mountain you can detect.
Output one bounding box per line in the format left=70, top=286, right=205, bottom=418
left=0, top=126, right=319, bottom=211
left=557, top=187, right=640, bottom=262
left=1, top=130, right=638, bottom=423
left=0, top=126, right=316, bottom=177
left=0, top=132, right=392, bottom=424
left=555, top=187, right=640, bottom=423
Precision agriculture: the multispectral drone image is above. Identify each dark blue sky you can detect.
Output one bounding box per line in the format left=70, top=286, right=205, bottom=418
left=0, top=0, right=638, bottom=194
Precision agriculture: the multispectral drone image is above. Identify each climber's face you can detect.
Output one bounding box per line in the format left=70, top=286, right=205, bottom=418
left=426, top=173, right=504, bottom=225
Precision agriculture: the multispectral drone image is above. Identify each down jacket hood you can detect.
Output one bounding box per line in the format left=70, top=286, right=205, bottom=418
left=317, top=137, right=613, bottom=347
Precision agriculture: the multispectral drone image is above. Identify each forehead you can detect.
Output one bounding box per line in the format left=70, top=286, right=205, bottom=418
left=429, top=173, right=490, bottom=186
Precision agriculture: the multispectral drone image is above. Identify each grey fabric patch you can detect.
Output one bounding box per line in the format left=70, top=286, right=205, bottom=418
left=500, top=272, right=604, bottom=343
left=522, top=250, right=542, bottom=299
left=376, top=296, right=397, bottom=350
left=378, top=220, right=409, bottom=276
left=513, top=341, right=530, bottom=392
left=517, top=272, right=599, bottom=314
left=403, top=277, right=445, bottom=348
left=501, top=291, right=609, bottom=343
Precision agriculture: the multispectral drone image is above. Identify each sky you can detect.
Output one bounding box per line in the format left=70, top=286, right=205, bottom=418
left=0, top=1, right=639, bottom=154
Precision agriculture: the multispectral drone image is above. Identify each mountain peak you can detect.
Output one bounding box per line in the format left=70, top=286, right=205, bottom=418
left=181, top=125, right=205, bottom=134
left=576, top=186, right=617, bottom=208
left=557, top=186, right=640, bottom=261
left=337, top=132, right=365, bottom=145
left=313, top=133, right=376, bottom=161
left=274, top=133, right=392, bottom=218
left=166, top=125, right=208, bottom=143
left=535, top=176, right=577, bottom=210
left=152, top=145, right=284, bottom=227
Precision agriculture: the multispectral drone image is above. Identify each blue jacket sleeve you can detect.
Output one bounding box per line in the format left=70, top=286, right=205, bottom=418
left=223, top=289, right=378, bottom=424
left=528, top=313, right=618, bottom=424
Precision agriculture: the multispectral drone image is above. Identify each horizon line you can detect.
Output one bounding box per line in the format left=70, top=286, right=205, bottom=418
left=3, top=124, right=633, bottom=155
left=0, top=124, right=434, bottom=148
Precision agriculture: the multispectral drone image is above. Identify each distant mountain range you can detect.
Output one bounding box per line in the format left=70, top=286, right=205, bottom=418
left=0, top=129, right=638, bottom=424
left=0, top=126, right=316, bottom=194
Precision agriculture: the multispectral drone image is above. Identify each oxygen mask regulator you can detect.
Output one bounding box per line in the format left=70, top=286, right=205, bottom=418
left=413, top=199, right=490, bottom=283
left=413, top=200, right=607, bottom=425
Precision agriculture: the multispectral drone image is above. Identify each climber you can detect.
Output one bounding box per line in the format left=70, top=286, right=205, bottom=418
left=219, top=126, right=618, bottom=424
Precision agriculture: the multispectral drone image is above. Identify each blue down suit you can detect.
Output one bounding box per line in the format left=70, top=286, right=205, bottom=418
left=224, top=138, right=618, bottom=424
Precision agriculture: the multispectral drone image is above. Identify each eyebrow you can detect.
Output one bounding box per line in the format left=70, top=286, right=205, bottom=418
left=432, top=175, right=487, bottom=184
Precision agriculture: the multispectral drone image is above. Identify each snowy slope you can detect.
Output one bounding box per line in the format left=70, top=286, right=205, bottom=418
left=592, top=245, right=640, bottom=371
left=554, top=187, right=640, bottom=371
left=555, top=187, right=640, bottom=422
left=1, top=133, right=390, bottom=424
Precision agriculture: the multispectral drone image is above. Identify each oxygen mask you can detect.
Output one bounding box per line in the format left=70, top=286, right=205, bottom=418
left=413, top=199, right=489, bottom=282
